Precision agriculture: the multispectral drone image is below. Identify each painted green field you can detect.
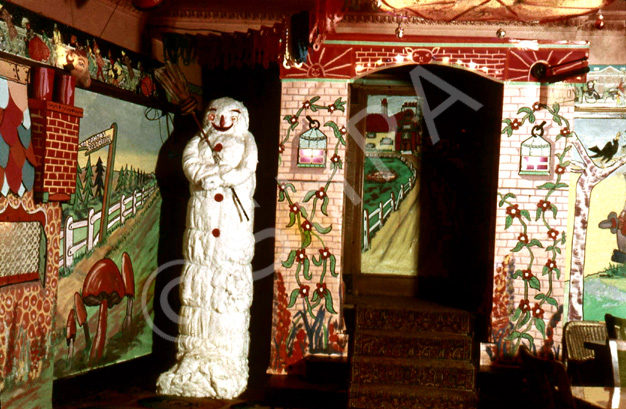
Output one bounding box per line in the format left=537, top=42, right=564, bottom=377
left=583, top=274, right=626, bottom=320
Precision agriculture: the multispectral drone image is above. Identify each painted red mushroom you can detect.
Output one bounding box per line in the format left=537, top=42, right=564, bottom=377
left=120, top=252, right=135, bottom=335
left=74, top=292, right=91, bottom=348
left=66, top=309, right=76, bottom=360
left=82, top=258, right=125, bottom=362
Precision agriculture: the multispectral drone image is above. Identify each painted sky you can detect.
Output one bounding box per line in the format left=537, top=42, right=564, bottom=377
left=75, top=88, right=171, bottom=173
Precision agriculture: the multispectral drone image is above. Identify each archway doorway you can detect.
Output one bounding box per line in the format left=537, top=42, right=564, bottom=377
left=343, top=64, right=503, bottom=339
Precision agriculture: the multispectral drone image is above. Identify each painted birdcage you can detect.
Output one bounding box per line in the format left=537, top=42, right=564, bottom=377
left=297, top=116, right=327, bottom=168
left=519, top=121, right=551, bottom=176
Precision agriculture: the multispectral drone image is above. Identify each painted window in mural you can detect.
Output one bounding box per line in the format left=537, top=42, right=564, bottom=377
left=53, top=88, right=169, bottom=378
left=361, top=95, right=421, bottom=276
left=570, top=113, right=626, bottom=321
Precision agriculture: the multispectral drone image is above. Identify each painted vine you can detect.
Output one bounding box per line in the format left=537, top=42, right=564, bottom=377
left=277, top=96, right=346, bottom=322
left=498, top=101, right=571, bottom=356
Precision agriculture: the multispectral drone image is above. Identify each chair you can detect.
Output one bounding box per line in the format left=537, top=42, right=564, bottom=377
left=518, top=344, right=577, bottom=408
left=562, top=321, right=608, bottom=385
left=605, top=313, right=626, bottom=340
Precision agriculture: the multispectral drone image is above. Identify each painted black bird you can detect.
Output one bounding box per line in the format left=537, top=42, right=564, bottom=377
left=589, top=133, right=620, bottom=163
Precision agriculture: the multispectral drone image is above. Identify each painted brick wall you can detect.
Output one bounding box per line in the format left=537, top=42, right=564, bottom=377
left=489, top=83, right=574, bottom=362
left=30, top=100, right=83, bottom=202
left=270, top=80, right=350, bottom=374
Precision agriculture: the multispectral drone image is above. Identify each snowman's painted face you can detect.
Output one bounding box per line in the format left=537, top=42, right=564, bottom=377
left=204, top=97, right=249, bottom=135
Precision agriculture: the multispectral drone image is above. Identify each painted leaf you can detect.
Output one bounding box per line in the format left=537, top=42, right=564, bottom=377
left=535, top=318, right=546, bottom=337
left=321, top=195, right=329, bottom=216
left=312, top=255, right=322, bottom=266
left=552, top=103, right=560, bottom=114
left=553, top=115, right=562, bottom=126
left=498, top=192, right=516, bottom=207
left=303, top=190, right=316, bottom=202
left=535, top=207, right=542, bottom=221
left=545, top=296, right=558, bottom=307
left=310, top=96, right=320, bottom=104
left=551, top=204, right=558, bottom=219
left=512, top=306, right=522, bottom=321
left=278, top=190, right=285, bottom=202
left=287, top=211, right=296, bottom=227
left=330, top=255, right=337, bottom=277
left=325, top=121, right=346, bottom=146
left=313, top=222, right=332, bottom=234
left=512, top=269, right=522, bottom=279
left=521, top=333, right=535, bottom=345
left=508, top=331, right=522, bottom=340
left=554, top=267, right=561, bottom=279
left=537, top=182, right=555, bottom=190
left=520, top=311, right=531, bottom=327
left=303, top=231, right=312, bottom=248
left=511, top=241, right=525, bottom=253
left=300, top=206, right=308, bottom=218
left=505, top=215, right=513, bottom=230
left=324, top=291, right=337, bottom=314
left=529, top=276, right=541, bottom=290
left=287, top=289, right=300, bottom=308
left=311, top=291, right=320, bottom=303
left=529, top=239, right=543, bottom=248
left=520, top=209, right=530, bottom=221
left=303, top=258, right=311, bottom=280
left=282, top=250, right=297, bottom=268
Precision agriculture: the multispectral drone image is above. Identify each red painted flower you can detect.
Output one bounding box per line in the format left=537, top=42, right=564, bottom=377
left=289, top=116, right=298, bottom=124
left=301, top=220, right=313, bottom=231
left=303, top=100, right=311, bottom=109
left=555, top=165, right=566, bottom=175
left=532, top=303, right=545, bottom=319
left=315, top=187, right=327, bottom=199
left=315, top=282, right=328, bottom=297
left=545, top=259, right=557, bottom=271
left=506, top=204, right=521, bottom=218
left=331, top=154, right=341, bottom=163
left=319, top=247, right=331, bottom=259
left=340, top=126, right=347, bottom=135
left=560, top=127, right=570, bottom=136
left=328, top=105, right=336, bottom=113
left=296, top=248, right=307, bottom=262
left=522, top=269, right=533, bottom=280
left=532, top=102, right=542, bottom=111
left=547, top=229, right=559, bottom=240
left=299, top=285, right=310, bottom=298
left=278, top=144, right=285, bottom=154
left=518, top=233, right=529, bottom=244
left=511, top=119, right=521, bottom=130
left=519, top=299, right=531, bottom=312
left=537, top=200, right=552, bottom=212
left=290, top=203, right=300, bottom=214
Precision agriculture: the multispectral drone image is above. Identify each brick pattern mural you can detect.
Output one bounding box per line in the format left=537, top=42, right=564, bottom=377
left=30, top=100, right=83, bottom=202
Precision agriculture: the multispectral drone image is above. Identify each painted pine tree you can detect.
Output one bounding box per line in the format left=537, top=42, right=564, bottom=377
left=83, top=155, right=94, bottom=204
left=94, top=156, right=105, bottom=198
left=73, top=161, right=84, bottom=211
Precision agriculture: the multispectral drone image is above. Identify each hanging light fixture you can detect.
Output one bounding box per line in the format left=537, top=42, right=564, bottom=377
left=519, top=121, right=551, bottom=176
left=595, top=11, right=605, bottom=29
left=297, top=116, right=327, bottom=168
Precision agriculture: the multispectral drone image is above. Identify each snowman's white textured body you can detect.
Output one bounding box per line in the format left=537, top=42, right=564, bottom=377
left=157, top=97, right=258, bottom=399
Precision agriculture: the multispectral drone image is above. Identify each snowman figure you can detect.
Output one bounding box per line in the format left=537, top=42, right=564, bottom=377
left=157, top=97, right=258, bottom=399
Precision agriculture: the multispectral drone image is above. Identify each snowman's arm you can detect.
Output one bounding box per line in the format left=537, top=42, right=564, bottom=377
left=220, top=132, right=258, bottom=187
left=182, top=135, right=220, bottom=187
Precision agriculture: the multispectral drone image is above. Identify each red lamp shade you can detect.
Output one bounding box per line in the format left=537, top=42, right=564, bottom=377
left=132, top=0, right=166, bottom=10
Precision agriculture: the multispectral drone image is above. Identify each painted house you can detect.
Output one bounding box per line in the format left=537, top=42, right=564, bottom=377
left=1, top=0, right=626, bottom=408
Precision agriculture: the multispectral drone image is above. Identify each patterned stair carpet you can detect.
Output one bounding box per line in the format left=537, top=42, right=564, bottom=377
left=348, top=296, right=478, bottom=409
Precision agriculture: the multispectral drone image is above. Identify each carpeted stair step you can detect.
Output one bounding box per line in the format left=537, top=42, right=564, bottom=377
left=355, top=297, right=472, bottom=335
left=348, top=383, right=477, bottom=409
left=353, top=328, right=473, bottom=361
left=351, top=355, right=476, bottom=389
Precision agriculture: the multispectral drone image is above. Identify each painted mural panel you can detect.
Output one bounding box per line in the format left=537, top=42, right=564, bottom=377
left=569, top=114, right=626, bottom=321
left=361, top=95, right=421, bottom=276
left=52, top=88, right=168, bottom=378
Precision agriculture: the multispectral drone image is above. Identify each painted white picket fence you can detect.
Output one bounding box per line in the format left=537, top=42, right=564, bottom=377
left=60, top=184, right=158, bottom=269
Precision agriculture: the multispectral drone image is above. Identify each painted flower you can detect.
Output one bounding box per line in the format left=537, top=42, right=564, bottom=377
left=506, top=204, right=521, bottom=218
left=519, top=299, right=531, bottom=312
left=319, top=247, right=331, bottom=259
left=299, top=285, right=310, bottom=298
left=532, top=102, right=542, bottom=111
left=301, top=220, right=313, bottom=231
left=295, top=248, right=307, bottom=262
left=555, top=165, right=566, bottom=175
left=316, top=282, right=328, bottom=297
left=511, top=119, right=521, bottom=130
left=545, top=259, right=557, bottom=271
left=560, top=127, right=570, bottom=136
left=290, top=203, right=300, bottom=214
left=331, top=154, right=341, bottom=164
left=537, top=200, right=552, bottom=212
left=532, top=303, right=545, bottom=319
left=518, top=233, right=529, bottom=244
left=522, top=269, right=533, bottom=280
left=278, top=144, right=285, bottom=154
left=303, top=100, right=311, bottom=109
left=315, top=187, right=327, bottom=199
left=340, top=126, right=347, bottom=135
left=547, top=229, right=559, bottom=240
left=328, top=105, right=336, bottom=113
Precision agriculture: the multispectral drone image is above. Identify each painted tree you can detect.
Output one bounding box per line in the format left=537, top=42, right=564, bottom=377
left=115, top=166, right=127, bottom=192
left=82, top=155, right=94, bottom=203
left=568, top=137, right=626, bottom=321
left=73, top=162, right=84, bottom=210
left=94, top=156, right=105, bottom=198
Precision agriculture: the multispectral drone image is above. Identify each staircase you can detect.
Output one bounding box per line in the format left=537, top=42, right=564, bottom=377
left=348, top=296, right=478, bottom=409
